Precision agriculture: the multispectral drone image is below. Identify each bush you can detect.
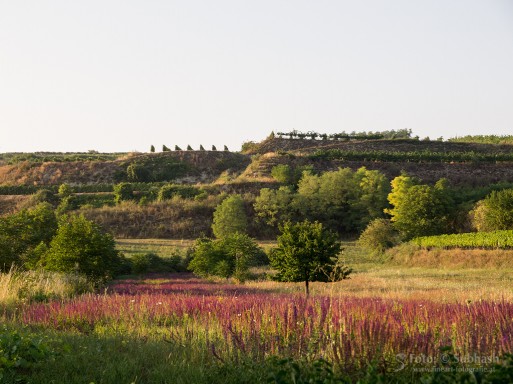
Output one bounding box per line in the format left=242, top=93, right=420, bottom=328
left=188, top=234, right=265, bottom=282
left=42, top=215, right=122, bottom=281
left=157, top=184, right=201, bottom=201
left=0, top=203, right=57, bottom=271
left=0, top=327, right=57, bottom=382
left=113, top=183, right=134, bottom=204
left=358, top=219, right=400, bottom=255
left=58, top=183, right=73, bottom=198
left=127, top=163, right=151, bottom=182
left=471, top=189, right=513, bottom=231
left=130, top=252, right=186, bottom=274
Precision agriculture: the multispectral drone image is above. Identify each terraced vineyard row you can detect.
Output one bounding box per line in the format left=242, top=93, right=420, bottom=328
left=412, top=230, right=513, bottom=249
left=308, top=149, right=513, bottom=163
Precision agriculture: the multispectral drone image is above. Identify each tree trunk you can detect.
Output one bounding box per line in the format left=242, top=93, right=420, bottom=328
left=305, top=279, right=309, bottom=296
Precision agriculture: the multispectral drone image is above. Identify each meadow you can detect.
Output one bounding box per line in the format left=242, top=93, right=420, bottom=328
left=2, top=241, right=513, bottom=383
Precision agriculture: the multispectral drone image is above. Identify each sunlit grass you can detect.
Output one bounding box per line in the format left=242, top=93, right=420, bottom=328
left=0, top=268, right=93, bottom=307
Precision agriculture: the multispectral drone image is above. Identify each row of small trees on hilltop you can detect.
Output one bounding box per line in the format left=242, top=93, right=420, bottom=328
left=151, top=145, right=229, bottom=152
left=275, top=128, right=413, bottom=141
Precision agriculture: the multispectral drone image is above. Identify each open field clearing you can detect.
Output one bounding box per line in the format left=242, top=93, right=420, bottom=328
left=116, top=238, right=196, bottom=256
left=117, top=239, right=513, bottom=303
left=277, top=267, right=513, bottom=302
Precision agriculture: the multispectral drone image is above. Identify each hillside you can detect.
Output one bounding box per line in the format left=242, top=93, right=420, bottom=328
left=241, top=137, right=513, bottom=186
left=0, top=151, right=250, bottom=186
left=3, top=135, right=513, bottom=238
left=2, top=137, right=513, bottom=188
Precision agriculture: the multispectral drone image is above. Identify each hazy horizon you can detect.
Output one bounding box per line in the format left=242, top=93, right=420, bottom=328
left=1, top=1, right=512, bottom=152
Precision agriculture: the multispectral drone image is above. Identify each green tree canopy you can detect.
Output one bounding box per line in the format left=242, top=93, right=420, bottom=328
left=254, top=186, right=296, bottom=228
left=0, top=203, right=57, bottom=271
left=387, top=176, right=454, bottom=239
left=269, top=220, right=342, bottom=295
left=212, top=195, right=248, bottom=238
left=42, top=215, right=121, bottom=280
left=358, top=218, right=399, bottom=256
left=113, top=182, right=135, bottom=204
left=471, top=189, right=513, bottom=232
left=188, top=233, right=264, bottom=282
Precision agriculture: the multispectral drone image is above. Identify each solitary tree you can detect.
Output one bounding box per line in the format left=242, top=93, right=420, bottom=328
left=212, top=145, right=217, bottom=151
left=150, top=145, right=155, bottom=153
left=162, top=145, right=170, bottom=152
left=199, top=144, right=205, bottom=151
left=224, top=145, right=229, bottom=151
left=187, top=145, right=193, bottom=151
left=175, top=145, right=182, bottom=151
left=212, top=195, right=248, bottom=238
left=269, top=220, right=342, bottom=296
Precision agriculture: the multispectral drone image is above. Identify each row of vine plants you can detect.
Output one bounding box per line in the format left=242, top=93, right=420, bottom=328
left=307, top=149, right=513, bottom=163
left=412, top=230, right=513, bottom=249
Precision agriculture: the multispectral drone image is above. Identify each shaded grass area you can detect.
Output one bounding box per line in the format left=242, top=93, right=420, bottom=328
left=1, top=325, right=269, bottom=384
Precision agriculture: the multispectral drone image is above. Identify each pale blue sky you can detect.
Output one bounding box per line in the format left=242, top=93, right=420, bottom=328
left=1, top=1, right=512, bottom=152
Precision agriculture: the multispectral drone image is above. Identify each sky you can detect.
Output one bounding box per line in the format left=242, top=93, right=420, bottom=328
left=0, top=0, right=512, bottom=153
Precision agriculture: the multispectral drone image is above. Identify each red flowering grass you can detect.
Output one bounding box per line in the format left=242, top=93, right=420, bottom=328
left=19, top=275, right=513, bottom=369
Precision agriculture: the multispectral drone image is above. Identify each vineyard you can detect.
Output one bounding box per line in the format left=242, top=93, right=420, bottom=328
left=412, top=230, right=513, bottom=249
left=308, top=149, right=513, bottom=163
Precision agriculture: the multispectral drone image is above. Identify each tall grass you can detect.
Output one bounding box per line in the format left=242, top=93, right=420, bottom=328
left=0, top=268, right=93, bottom=306
left=17, top=275, right=513, bottom=372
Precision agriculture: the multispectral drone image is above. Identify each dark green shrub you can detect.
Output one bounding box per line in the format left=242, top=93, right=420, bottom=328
left=127, top=163, right=151, bottom=182
left=0, top=327, right=56, bottom=382
left=0, top=203, right=57, bottom=271
left=188, top=234, right=264, bottom=282
left=56, top=195, right=78, bottom=215
left=157, top=184, right=201, bottom=201
left=267, top=357, right=347, bottom=384
left=150, top=145, right=155, bottom=153
left=131, top=253, right=161, bottom=274
left=130, top=252, right=186, bottom=274
left=58, top=183, right=73, bottom=198
left=42, top=215, right=122, bottom=280
left=113, top=183, right=135, bottom=204
left=358, top=218, right=400, bottom=256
